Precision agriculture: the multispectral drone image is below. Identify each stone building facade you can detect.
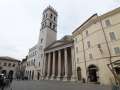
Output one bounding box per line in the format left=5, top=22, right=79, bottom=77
left=72, top=7, right=120, bottom=85
left=25, top=6, right=58, bottom=80
left=19, top=56, right=27, bottom=79
left=25, top=6, right=120, bottom=85
left=0, top=56, right=20, bottom=79
left=37, top=6, right=58, bottom=80
left=43, top=36, right=76, bottom=81
left=25, top=45, right=38, bottom=80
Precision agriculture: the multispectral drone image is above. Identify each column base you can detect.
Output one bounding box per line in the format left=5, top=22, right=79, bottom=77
left=50, top=74, right=55, bottom=80
left=46, top=75, right=50, bottom=80
left=71, top=75, right=77, bottom=81
left=63, top=75, right=68, bottom=81
left=56, top=75, right=61, bottom=80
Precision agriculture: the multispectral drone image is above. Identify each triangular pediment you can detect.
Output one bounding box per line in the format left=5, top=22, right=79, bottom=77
left=48, top=41, right=65, bottom=48
left=45, top=35, right=73, bottom=51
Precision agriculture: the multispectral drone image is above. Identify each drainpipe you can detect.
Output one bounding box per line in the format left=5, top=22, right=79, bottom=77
left=97, top=14, right=118, bottom=85
left=81, top=32, right=88, bottom=83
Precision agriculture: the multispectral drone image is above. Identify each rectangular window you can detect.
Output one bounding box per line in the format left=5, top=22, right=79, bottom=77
left=3, top=63, right=7, bottom=66
left=12, top=64, right=15, bottom=67
left=87, top=41, right=90, bottom=48
left=8, top=63, right=11, bottom=67
left=54, top=16, right=56, bottom=21
left=109, top=32, right=116, bottom=41
left=114, top=47, right=120, bottom=55
left=86, top=30, right=88, bottom=36
left=105, top=19, right=111, bottom=27
left=77, top=58, right=79, bottom=63
left=89, top=53, right=93, bottom=59
left=97, top=44, right=101, bottom=48
left=39, top=62, right=40, bottom=66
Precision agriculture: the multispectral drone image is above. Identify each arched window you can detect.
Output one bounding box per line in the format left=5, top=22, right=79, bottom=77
left=53, top=25, right=55, bottom=30
left=54, top=16, right=56, bottom=21
left=50, top=13, right=53, bottom=19
left=41, top=38, right=43, bottom=43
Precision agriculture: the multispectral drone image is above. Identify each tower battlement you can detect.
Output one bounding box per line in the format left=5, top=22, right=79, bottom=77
left=43, top=5, right=58, bottom=16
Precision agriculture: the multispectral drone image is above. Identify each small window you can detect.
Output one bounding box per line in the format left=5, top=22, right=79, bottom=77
left=41, top=38, right=43, bottom=43
left=114, top=47, right=120, bottom=55
left=89, top=53, right=93, bottom=59
left=97, top=44, right=101, bottom=48
left=77, top=58, right=79, bottom=63
left=105, top=19, right=111, bottom=27
left=12, top=64, right=16, bottom=67
left=8, top=63, right=11, bottom=67
left=109, top=32, right=116, bottom=41
left=53, top=25, right=55, bottom=30
left=54, top=16, right=56, bottom=21
left=87, top=41, right=90, bottom=48
left=86, top=30, right=88, bottom=36
left=42, top=24, right=44, bottom=29
left=50, top=14, right=53, bottom=19
left=39, top=62, right=40, bottom=66
left=3, top=63, right=7, bottom=66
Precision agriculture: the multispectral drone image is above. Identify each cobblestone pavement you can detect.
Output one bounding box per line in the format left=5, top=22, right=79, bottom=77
left=4, top=80, right=111, bottom=90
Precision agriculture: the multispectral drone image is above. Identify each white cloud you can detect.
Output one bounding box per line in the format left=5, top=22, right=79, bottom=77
left=0, top=0, right=120, bottom=60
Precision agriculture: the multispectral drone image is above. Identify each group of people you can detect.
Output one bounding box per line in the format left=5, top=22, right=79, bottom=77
left=0, top=74, right=13, bottom=90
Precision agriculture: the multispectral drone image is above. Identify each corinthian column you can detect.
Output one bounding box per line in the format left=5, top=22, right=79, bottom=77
left=57, top=50, right=61, bottom=80
left=71, top=47, right=77, bottom=81
left=51, top=51, right=55, bottom=79
left=64, top=48, right=68, bottom=81
left=42, top=53, right=46, bottom=79
left=47, top=52, right=51, bottom=79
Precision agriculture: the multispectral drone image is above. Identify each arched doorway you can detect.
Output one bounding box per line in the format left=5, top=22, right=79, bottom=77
left=37, top=72, right=40, bottom=80
left=88, top=65, right=98, bottom=82
left=8, top=70, right=14, bottom=78
left=2, top=70, right=7, bottom=75
left=77, top=67, right=81, bottom=81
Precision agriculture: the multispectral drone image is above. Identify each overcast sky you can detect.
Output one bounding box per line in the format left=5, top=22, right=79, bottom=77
left=0, top=0, right=120, bottom=60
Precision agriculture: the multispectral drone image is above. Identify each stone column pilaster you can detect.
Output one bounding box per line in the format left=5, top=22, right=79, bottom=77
left=51, top=51, right=55, bottom=79
left=64, top=48, right=68, bottom=81
left=42, top=53, right=46, bottom=79
left=57, top=50, right=61, bottom=80
left=71, top=47, right=77, bottom=81
left=47, top=53, right=51, bottom=79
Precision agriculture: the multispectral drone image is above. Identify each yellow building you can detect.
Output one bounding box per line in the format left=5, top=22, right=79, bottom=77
left=72, top=7, right=120, bottom=85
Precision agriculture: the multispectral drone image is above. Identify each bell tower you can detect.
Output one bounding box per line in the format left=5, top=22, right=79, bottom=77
left=38, top=6, right=58, bottom=49
left=37, top=6, right=58, bottom=79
